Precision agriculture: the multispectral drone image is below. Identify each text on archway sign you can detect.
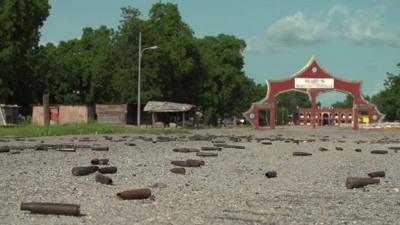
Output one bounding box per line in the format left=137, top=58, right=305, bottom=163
left=295, top=78, right=334, bottom=89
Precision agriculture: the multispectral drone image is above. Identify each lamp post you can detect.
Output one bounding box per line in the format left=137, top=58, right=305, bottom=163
left=137, top=32, right=158, bottom=127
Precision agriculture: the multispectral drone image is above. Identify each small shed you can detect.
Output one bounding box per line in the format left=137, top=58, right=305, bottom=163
left=95, top=104, right=128, bottom=124
left=0, top=104, right=19, bottom=126
left=32, top=105, right=94, bottom=126
left=144, top=101, right=195, bottom=128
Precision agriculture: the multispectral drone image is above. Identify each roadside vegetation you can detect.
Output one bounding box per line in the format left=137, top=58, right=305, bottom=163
left=0, top=123, right=188, bottom=137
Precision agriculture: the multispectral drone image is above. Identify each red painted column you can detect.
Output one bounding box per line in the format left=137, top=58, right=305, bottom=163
left=270, top=107, right=276, bottom=129
left=353, top=108, right=359, bottom=130
left=311, top=94, right=316, bottom=129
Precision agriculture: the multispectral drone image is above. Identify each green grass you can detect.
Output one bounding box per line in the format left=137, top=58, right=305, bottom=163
left=0, top=122, right=189, bottom=137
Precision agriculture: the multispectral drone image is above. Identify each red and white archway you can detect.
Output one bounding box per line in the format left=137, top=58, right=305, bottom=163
left=243, top=56, right=383, bottom=130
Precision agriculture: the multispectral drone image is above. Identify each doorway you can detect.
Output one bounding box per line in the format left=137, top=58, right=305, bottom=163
left=322, top=113, right=330, bottom=126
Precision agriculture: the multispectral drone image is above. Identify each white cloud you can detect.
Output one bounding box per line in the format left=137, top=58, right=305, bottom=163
left=265, top=12, right=333, bottom=45
left=341, top=6, right=400, bottom=46
left=246, top=5, right=400, bottom=53
left=245, top=12, right=333, bottom=53
left=328, top=5, right=349, bottom=19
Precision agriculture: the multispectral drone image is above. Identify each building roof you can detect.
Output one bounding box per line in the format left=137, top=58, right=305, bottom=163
left=144, top=101, right=194, bottom=113
left=0, top=104, right=19, bottom=108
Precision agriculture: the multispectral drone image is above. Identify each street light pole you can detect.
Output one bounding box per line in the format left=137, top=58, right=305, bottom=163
left=137, top=32, right=158, bottom=127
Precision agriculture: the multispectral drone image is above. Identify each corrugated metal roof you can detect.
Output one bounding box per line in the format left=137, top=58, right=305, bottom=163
left=144, top=101, right=194, bottom=112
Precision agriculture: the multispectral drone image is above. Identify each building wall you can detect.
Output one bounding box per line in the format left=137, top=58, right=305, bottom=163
left=33, top=105, right=93, bottom=125
left=58, top=105, right=93, bottom=124
left=95, top=104, right=127, bottom=124
left=297, top=108, right=354, bottom=126
left=32, top=106, right=44, bottom=126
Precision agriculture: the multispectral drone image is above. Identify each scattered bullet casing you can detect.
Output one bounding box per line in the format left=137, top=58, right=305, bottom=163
left=0, top=146, right=10, bottom=153
left=186, top=160, right=205, bottom=167
left=370, top=150, right=388, bottom=154
left=345, top=177, right=380, bottom=189
left=265, top=171, right=277, bottom=178
left=91, top=146, right=109, bottom=151
left=20, top=202, right=80, bottom=216
left=98, top=166, right=117, bottom=174
left=293, top=152, right=312, bottom=156
left=91, top=158, right=109, bottom=165
left=35, top=145, right=48, bottom=151
left=171, top=160, right=204, bottom=167
left=170, top=167, right=186, bottom=175
left=196, top=152, right=218, bottom=157
left=173, top=148, right=199, bottom=153
left=95, top=173, right=113, bottom=185
left=201, top=147, right=221, bottom=151
left=171, top=160, right=188, bottom=167
left=319, top=147, right=328, bottom=151
left=368, top=171, right=385, bottom=178
left=117, top=188, right=152, bottom=200
left=71, top=166, right=98, bottom=176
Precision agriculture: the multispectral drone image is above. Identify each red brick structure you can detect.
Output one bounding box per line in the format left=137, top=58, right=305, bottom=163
left=243, top=56, right=383, bottom=130
left=297, top=107, right=354, bottom=126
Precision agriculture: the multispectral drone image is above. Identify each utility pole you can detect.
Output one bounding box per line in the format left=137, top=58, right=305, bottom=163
left=137, top=32, right=158, bottom=127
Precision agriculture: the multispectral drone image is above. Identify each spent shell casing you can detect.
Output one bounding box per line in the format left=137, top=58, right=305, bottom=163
left=95, top=173, right=113, bottom=185
left=71, top=166, right=98, bottom=176
left=98, top=166, right=117, bottom=174
left=345, top=177, right=380, bottom=189
left=117, top=188, right=151, bottom=200
left=20, top=202, right=80, bottom=216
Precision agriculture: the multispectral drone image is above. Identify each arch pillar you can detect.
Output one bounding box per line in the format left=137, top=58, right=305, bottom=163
left=310, top=93, right=317, bottom=129
left=269, top=104, right=276, bottom=129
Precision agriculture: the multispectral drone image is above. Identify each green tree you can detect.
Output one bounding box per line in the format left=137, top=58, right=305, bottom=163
left=372, top=64, right=400, bottom=121
left=197, top=34, right=249, bottom=125
left=111, top=6, right=145, bottom=103
left=331, top=94, right=353, bottom=108
left=276, top=91, right=310, bottom=124
left=0, top=0, right=50, bottom=105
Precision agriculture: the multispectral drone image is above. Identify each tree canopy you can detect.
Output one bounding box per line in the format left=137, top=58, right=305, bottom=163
left=1, top=2, right=265, bottom=125
left=2, top=1, right=399, bottom=125
left=371, top=64, right=400, bottom=121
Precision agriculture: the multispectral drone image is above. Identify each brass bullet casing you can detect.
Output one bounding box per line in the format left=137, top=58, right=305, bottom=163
left=95, top=173, right=113, bottom=185
left=170, top=167, right=186, bottom=175
left=292, top=152, right=312, bottom=156
left=90, top=158, right=109, bottom=165
left=265, top=171, right=277, bottom=178
left=98, top=166, right=117, bottom=174
left=71, top=166, right=98, bottom=176
left=0, top=146, right=10, bottom=153
left=117, top=188, right=152, bottom=200
left=196, top=152, right=218, bottom=157
left=21, top=202, right=80, bottom=216
left=367, top=171, right=385, bottom=178
left=345, top=177, right=380, bottom=189
left=370, top=150, right=388, bottom=154
left=171, top=159, right=205, bottom=167
left=91, top=146, right=109, bottom=151
left=201, top=146, right=221, bottom=151
left=172, top=148, right=199, bottom=153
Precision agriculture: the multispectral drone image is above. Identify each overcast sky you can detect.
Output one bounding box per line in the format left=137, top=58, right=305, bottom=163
left=40, top=0, right=400, bottom=105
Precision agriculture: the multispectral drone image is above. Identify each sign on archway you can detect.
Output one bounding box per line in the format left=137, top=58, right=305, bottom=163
left=243, top=56, right=383, bottom=130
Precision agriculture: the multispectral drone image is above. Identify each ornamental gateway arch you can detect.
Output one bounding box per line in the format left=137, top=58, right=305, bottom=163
left=243, top=56, right=383, bottom=130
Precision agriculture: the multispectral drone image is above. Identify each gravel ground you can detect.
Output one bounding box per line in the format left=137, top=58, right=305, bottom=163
left=1, top=127, right=400, bottom=225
